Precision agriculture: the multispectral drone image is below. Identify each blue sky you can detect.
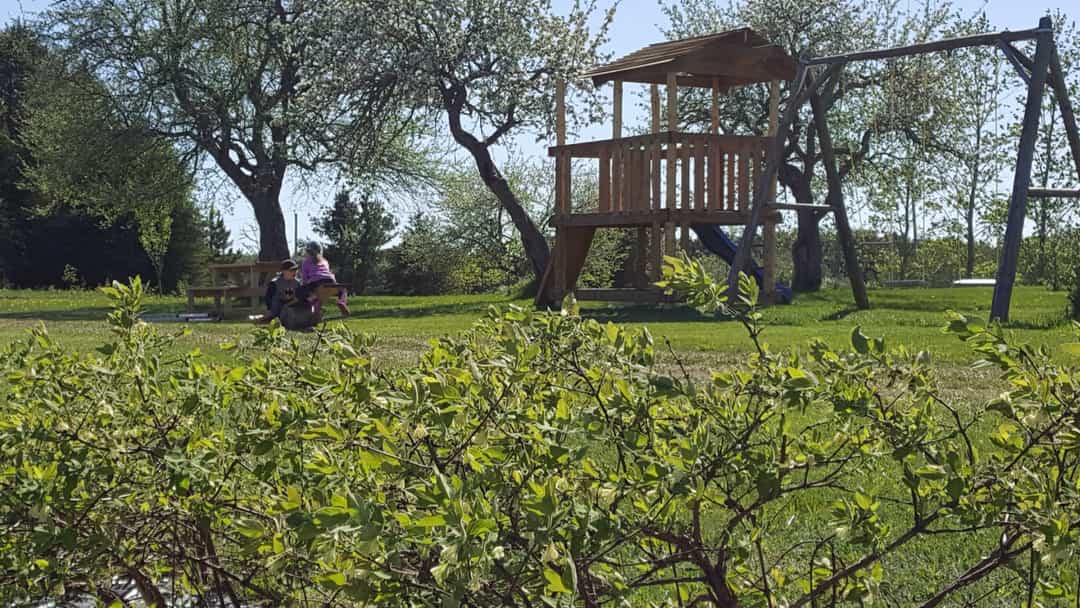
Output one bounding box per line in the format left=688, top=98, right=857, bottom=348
left=2, top=0, right=1077, bottom=250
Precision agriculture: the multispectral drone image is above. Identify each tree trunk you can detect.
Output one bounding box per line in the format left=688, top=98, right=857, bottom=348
left=791, top=209, right=824, bottom=292
left=250, top=190, right=291, bottom=261
left=464, top=145, right=550, bottom=279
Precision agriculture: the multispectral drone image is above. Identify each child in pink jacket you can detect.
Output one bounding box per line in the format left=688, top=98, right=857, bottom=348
left=295, top=241, right=350, bottom=318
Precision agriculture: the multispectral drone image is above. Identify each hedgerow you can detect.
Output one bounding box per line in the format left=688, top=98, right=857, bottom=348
left=1, top=267, right=1079, bottom=607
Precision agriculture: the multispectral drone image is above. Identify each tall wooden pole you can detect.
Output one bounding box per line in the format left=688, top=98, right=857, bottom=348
left=811, top=85, right=869, bottom=310
left=555, top=80, right=567, bottom=146
left=612, top=80, right=623, bottom=139
left=991, top=17, right=1053, bottom=322
left=762, top=80, right=780, bottom=303
left=711, top=78, right=721, bottom=135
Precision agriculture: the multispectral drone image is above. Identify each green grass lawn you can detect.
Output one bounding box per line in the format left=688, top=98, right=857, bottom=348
left=0, top=285, right=1074, bottom=371
left=1, top=284, right=1075, bottom=404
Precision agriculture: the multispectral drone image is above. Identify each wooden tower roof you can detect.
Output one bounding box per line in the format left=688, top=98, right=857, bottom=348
left=583, top=28, right=797, bottom=88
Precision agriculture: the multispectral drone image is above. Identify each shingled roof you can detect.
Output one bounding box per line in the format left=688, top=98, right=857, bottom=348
left=583, top=28, right=797, bottom=88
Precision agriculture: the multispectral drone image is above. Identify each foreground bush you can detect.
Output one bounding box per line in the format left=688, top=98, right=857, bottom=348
left=1, top=272, right=1080, bottom=606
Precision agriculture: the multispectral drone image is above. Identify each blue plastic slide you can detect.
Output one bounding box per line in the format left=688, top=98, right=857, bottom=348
left=690, top=224, right=793, bottom=304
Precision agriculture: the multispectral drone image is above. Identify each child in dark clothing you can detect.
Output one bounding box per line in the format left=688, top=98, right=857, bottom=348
left=257, top=259, right=300, bottom=324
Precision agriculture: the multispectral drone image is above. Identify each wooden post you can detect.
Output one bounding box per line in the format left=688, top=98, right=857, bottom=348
left=711, top=78, right=720, bottom=135
left=763, top=80, right=781, bottom=303
left=648, top=84, right=661, bottom=281
left=556, top=80, right=566, bottom=147
left=667, top=73, right=679, bottom=253
left=730, top=62, right=831, bottom=290
left=991, top=17, right=1053, bottom=322
left=650, top=85, right=661, bottom=133
left=811, top=87, right=869, bottom=310
left=1048, top=47, right=1080, bottom=182
left=612, top=80, right=623, bottom=139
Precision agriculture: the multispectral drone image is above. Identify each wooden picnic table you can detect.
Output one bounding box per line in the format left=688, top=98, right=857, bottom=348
left=187, top=261, right=282, bottom=317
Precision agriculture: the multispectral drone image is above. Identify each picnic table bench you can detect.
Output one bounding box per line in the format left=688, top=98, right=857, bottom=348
left=187, top=261, right=350, bottom=319
left=187, top=261, right=281, bottom=317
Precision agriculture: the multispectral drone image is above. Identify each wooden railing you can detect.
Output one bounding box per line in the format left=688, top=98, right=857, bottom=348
left=550, top=132, right=768, bottom=216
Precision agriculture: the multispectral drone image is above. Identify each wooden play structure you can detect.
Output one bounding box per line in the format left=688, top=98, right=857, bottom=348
left=536, top=29, right=810, bottom=307
left=538, top=18, right=1080, bottom=322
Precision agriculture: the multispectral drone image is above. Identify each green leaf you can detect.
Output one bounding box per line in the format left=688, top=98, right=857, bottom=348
left=851, top=326, right=870, bottom=354
left=416, top=514, right=447, bottom=528
left=913, top=465, right=946, bottom=480
left=544, top=567, right=571, bottom=593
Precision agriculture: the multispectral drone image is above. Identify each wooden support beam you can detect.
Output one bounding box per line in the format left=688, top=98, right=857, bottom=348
left=1028, top=188, right=1080, bottom=198
left=730, top=62, right=830, bottom=290
left=997, top=40, right=1031, bottom=85
left=667, top=72, right=678, bottom=212
left=1048, top=47, right=1080, bottom=183
left=991, top=17, right=1054, bottom=323
left=763, top=79, right=780, bottom=303
left=556, top=80, right=566, bottom=147
left=810, top=84, right=869, bottom=310
left=612, top=80, right=623, bottom=139
left=650, top=85, right=661, bottom=133
left=805, top=26, right=1045, bottom=66
left=711, top=78, right=721, bottom=135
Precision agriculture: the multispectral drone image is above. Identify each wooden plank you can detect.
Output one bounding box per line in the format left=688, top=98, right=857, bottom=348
left=554, top=153, right=567, bottom=214
left=556, top=80, right=566, bottom=146
left=1028, top=188, right=1080, bottom=198
left=564, top=227, right=597, bottom=294
left=991, top=17, right=1053, bottom=322
left=667, top=72, right=678, bottom=211
left=694, top=139, right=706, bottom=211
left=652, top=142, right=662, bottom=210
left=612, top=80, right=623, bottom=138
left=738, top=142, right=751, bottom=211
left=550, top=210, right=753, bottom=227
left=727, top=148, right=736, bottom=211
left=680, top=144, right=691, bottom=211
left=664, top=222, right=677, bottom=261
left=769, top=80, right=780, bottom=200
left=650, top=84, right=661, bottom=133
left=549, top=132, right=764, bottom=158
left=625, top=145, right=636, bottom=212
left=562, top=151, right=573, bottom=213
left=651, top=222, right=663, bottom=281
left=553, top=228, right=566, bottom=303
left=598, top=148, right=611, bottom=212
left=763, top=220, right=777, bottom=304
left=612, top=145, right=624, bottom=212
left=804, top=26, right=1045, bottom=66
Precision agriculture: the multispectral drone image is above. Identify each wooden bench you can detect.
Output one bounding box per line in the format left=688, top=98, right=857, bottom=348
left=187, top=286, right=263, bottom=317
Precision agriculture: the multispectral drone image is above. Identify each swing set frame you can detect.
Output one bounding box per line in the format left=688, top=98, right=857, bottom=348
left=734, top=15, right=1080, bottom=322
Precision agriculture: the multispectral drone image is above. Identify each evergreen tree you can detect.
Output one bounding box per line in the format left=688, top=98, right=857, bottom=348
left=313, top=190, right=397, bottom=294
left=204, top=206, right=236, bottom=262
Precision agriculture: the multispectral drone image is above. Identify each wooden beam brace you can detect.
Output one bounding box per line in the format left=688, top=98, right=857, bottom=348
left=811, top=82, right=869, bottom=310
left=991, top=17, right=1054, bottom=323
left=1028, top=188, right=1080, bottom=198
left=728, top=61, right=835, bottom=289
left=1048, top=46, right=1080, bottom=184
left=997, top=40, right=1031, bottom=85
left=805, top=26, right=1046, bottom=66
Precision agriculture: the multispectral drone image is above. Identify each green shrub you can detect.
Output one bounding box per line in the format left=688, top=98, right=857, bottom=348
left=2, top=273, right=1080, bottom=606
